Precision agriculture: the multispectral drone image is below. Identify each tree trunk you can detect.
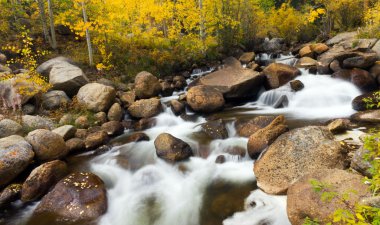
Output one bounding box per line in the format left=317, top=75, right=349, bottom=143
left=47, top=0, right=57, bottom=49
left=81, top=1, right=94, bottom=66
left=198, top=0, right=206, bottom=53
left=37, top=0, right=52, bottom=45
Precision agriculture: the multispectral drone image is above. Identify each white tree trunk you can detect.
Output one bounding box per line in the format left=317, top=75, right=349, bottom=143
left=81, top=1, right=94, bottom=66
left=47, top=0, right=57, bottom=49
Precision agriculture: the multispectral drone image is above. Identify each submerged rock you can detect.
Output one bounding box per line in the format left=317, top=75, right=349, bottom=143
left=201, top=119, right=228, bottom=140
left=154, top=133, right=193, bottom=162
left=254, top=126, right=346, bottom=194
left=187, top=85, right=225, bottom=113
left=247, top=115, right=288, bottom=159
left=31, top=172, right=107, bottom=224
left=287, top=169, right=370, bottom=225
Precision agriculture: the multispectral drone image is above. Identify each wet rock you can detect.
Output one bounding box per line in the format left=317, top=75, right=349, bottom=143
left=77, top=83, right=116, bottom=112
left=154, top=133, right=193, bottom=162
left=189, top=57, right=264, bottom=99
left=119, top=91, right=135, bottom=108
left=52, top=125, right=77, bottom=141
left=290, top=80, right=304, bottom=92
left=101, top=121, right=124, bottom=136
left=107, top=103, right=123, bottom=121
left=26, top=129, right=69, bottom=161
left=22, top=115, right=54, bottom=131
left=329, top=59, right=342, bottom=72
left=287, top=169, right=370, bottom=225
left=351, top=147, right=372, bottom=177
left=66, top=138, right=85, bottom=153
left=263, top=63, right=301, bottom=89
left=0, top=119, right=23, bottom=138
left=84, top=131, right=109, bottom=149
left=75, top=115, right=90, bottom=129
left=236, top=116, right=276, bottom=137
left=110, top=132, right=150, bottom=147
left=369, top=62, right=380, bottom=83
left=299, top=45, right=314, bottom=58
left=0, top=136, right=34, bottom=187
left=215, top=155, right=226, bottom=164
left=128, top=98, right=162, bottom=118
left=134, top=118, right=157, bottom=131
left=350, top=68, right=377, bottom=92
left=170, top=99, right=185, bottom=115
left=225, top=146, right=246, bottom=157
left=21, top=160, right=68, bottom=202
left=201, top=119, right=228, bottom=139
left=0, top=184, right=22, bottom=208
left=172, top=75, right=187, bottom=90
left=160, top=81, right=174, bottom=97
left=254, top=126, right=346, bottom=194
left=31, top=172, right=107, bottom=224
left=342, top=51, right=378, bottom=69
left=352, top=92, right=380, bottom=111
left=187, top=85, right=225, bottom=113
left=41, top=90, right=71, bottom=110
left=351, top=110, right=380, bottom=123
left=134, top=71, right=162, bottom=99
left=327, top=119, right=349, bottom=134
left=247, top=115, right=288, bottom=159
left=239, top=52, right=256, bottom=64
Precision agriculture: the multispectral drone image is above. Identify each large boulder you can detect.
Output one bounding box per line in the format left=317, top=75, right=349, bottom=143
left=351, top=147, right=372, bottom=177
left=31, top=172, right=107, bottom=224
left=0, top=119, right=23, bottom=138
left=342, top=51, right=378, bottom=69
left=373, top=40, right=380, bottom=58
left=0, top=136, right=34, bottom=187
left=26, top=129, right=69, bottom=161
left=134, top=71, right=162, bottom=99
left=317, top=45, right=347, bottom=74
left=39, top=59, right=89, bottom=97
left=311, top=43, right=329, bottom=55
left=77, top=83, right=116, bottom=112
left=128, top=98, right=162, bottom=118
left=189, top=57, right=264, bottom=99
left=0, top=135, right=34, bottom=187
left=186, top=85, right=225, bottom=113
left=247, top=115, right=288, bottom=158
left=263, top=63, right=301, bottom=89
left=333, top=68, right=377, bottom=92
left=287, top=169, right=371, bottom=225
left=254, top=126, right=346, bottom=194
left=21, top=160, right=68, bottom=202
left=154, top=133, right=193, bottom=162
left=41, top=90, right=71, bottom=110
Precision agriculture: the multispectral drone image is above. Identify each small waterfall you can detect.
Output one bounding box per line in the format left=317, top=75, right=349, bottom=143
left=240, top=70, right=362, bottom=119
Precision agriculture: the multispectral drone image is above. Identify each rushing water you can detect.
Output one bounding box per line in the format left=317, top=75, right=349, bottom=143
left=2, top=54, right=362, bottom=225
